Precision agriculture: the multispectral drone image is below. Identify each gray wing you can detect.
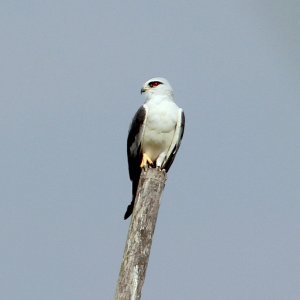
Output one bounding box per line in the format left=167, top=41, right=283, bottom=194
left=124, top=105, right=147, bottom=219
left=163, top=109, right=185, bottom=172
left=127, top=105, right=147, bottom=181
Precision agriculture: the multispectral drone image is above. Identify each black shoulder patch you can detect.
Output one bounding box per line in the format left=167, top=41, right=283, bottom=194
left=125, top=105, right=147, bottom=219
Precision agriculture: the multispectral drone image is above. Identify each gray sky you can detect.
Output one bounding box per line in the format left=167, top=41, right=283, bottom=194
left=1, top=1, right=299, bottom=299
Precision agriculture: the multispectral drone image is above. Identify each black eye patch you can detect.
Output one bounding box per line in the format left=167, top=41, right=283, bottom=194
left=149, top=81, right=162, bottom=88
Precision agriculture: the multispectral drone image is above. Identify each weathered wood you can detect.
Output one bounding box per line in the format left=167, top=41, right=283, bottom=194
left=115, top=167, right=167, bottom=300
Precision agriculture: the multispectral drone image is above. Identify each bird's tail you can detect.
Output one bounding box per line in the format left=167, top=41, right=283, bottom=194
left=124, top=197, right=135, bottom=220
left=124, top=177, right=139, bottom=220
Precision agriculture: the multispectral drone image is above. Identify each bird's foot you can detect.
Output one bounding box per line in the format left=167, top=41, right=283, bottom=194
left=156, top=166, right=166, bottom=173
left=140, top=153, right=154, bottom=169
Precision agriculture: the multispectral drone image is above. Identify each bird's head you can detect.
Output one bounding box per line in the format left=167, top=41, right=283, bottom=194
left=141, top=77, right=174, bottom=99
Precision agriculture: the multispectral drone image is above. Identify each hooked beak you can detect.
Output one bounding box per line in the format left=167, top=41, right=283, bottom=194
left=141, top=86, right=150, bottom=94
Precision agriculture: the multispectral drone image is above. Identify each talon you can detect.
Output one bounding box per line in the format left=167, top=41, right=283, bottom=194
left=156, top=166, right=165, bottom=173
left=140, top=153, right=153, bottom=168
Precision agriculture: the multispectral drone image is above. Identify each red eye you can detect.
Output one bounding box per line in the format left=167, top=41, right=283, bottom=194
left=149, top=81, right=162, bottom=88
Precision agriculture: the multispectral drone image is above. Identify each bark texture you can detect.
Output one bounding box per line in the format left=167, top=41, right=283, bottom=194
left=115, top=168, right=167, bottom=300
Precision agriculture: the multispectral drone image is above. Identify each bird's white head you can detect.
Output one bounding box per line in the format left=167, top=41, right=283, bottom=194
left=141, top=77, right=174, bottom=100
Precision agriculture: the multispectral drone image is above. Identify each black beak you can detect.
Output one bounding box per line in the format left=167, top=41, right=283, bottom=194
left=140, top=88, right=146, bottom=94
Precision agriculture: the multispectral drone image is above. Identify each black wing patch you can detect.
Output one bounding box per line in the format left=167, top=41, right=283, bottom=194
left=163, top=110, right=185, bottom=172
left=124, top=105, right=146, bottom=219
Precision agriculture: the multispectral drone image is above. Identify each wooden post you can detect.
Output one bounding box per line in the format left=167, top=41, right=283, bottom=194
left=115, top=167, right=167, bottom=300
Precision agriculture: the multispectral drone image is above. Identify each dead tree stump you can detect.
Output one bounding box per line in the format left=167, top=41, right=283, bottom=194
left=115, top=167, right=167, bottom=300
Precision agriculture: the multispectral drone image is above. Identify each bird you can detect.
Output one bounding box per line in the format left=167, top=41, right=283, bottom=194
left=124, top=77, right=185, bottom=219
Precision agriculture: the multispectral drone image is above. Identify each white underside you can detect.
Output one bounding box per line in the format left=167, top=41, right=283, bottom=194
left=141, top=96, right=182, bottom=167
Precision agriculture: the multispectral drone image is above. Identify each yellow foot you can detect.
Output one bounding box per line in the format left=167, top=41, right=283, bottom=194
left=140, top=153, right=154, bottom=168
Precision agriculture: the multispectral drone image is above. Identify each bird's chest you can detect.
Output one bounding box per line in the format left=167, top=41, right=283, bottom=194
left=142, top=102, right=178, bottom=151
left=145, top=102, right=178, bottom=133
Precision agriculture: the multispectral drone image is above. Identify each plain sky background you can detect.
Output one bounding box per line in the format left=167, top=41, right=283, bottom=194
left=1, top=1, right=299, bottom=299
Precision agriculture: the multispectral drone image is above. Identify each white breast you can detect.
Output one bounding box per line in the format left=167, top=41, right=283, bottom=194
left=142, top=97, right=179, bottom=162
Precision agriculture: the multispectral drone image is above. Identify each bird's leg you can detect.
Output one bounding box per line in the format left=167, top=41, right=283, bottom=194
left=140, top=153, right=153, bottom=169
left=156, top=152, right=167, bottom=169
